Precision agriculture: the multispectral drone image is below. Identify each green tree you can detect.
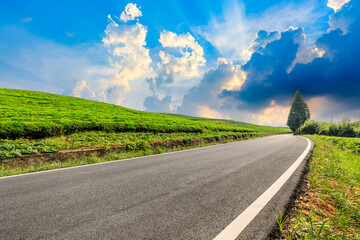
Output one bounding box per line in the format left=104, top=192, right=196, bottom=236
left=287, top=91, right=310, bottom=134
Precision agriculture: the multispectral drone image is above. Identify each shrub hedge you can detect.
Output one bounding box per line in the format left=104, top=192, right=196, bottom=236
left=301, top=119, right=359, bottom=137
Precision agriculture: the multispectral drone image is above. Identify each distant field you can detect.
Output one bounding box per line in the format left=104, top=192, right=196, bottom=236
left=163, top=113, right=291, bottom=135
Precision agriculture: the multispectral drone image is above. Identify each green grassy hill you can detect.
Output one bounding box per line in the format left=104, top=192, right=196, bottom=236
left=0, top=88, right=290, bottom=139
left=162, top=113, right=291, bottom=134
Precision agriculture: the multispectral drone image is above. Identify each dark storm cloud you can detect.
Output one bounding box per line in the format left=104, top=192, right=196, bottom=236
left=221, top=27, right=304, bottom=110
left=329, top=0, right=358, bottom=33
left=221, top=0, right=360, bottom=111
left=289, top=1, right=360, bottom=98
left=248, top=30, right=280, bottom=54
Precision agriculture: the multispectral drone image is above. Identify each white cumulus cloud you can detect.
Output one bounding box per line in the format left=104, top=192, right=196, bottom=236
left=119, top=3, right=142, bottom=22
left=73, top=4, right=152, bottom=107
left=158, top=31, right=206, bottom=79
left=102, top=14, right=152, bottom=99
left=143, top=31, right=206, bottom=112
left=327, top=0, right=350, bottom=12
left=73, top=80, right=95, bottom=98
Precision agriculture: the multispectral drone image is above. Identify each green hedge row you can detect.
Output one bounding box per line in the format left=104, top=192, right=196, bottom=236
left=301, top=120, right=360, bottom=137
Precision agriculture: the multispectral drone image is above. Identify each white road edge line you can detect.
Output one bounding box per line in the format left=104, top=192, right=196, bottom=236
left=213, top=136, right=311, bottom=240
left=0, top=134, right=277, bottom=180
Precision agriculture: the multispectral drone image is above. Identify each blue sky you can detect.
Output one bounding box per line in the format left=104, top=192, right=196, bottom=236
left=0, top=0, right=359, bottom=125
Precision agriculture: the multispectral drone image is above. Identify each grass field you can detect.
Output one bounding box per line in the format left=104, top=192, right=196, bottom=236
left=0, top=88, right=256, bottom=139
left=0, top=88, right=290, bottom=158
left=283, top=135, right=360, bottom=239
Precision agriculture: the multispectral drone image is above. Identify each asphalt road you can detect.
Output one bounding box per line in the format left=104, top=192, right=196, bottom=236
left=0, top=134, right=310, bottom=240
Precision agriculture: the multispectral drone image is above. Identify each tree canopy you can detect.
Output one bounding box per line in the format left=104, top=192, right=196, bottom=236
left=287, top=91, right=310, bottom=133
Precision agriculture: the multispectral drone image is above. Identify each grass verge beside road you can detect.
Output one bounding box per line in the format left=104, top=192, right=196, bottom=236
left=0, top=131, right=258, bottom=158
left=0, top=132, right=264, bottom=177
left=282, top=135, right=360, bottom=239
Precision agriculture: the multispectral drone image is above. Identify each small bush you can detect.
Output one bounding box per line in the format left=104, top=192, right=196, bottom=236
left=183, top=138, right=192, bottom=145
left=317, top=122, right=330, bottom=135
left=339, top=119, right=356, bottom=137
left=301, top=120, right=319, bottom=134
left=329, top=124, right=339, bottom=136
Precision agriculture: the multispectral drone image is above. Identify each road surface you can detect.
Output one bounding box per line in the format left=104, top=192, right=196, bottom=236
left=0, top=134, right=311, bottom=239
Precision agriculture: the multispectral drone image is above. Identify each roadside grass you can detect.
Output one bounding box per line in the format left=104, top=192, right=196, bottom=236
left=0, top=131, right=259, bottom=158
left=0, top=133, right=262, bottom=177
left=282, top=135, right=360, bottom=239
